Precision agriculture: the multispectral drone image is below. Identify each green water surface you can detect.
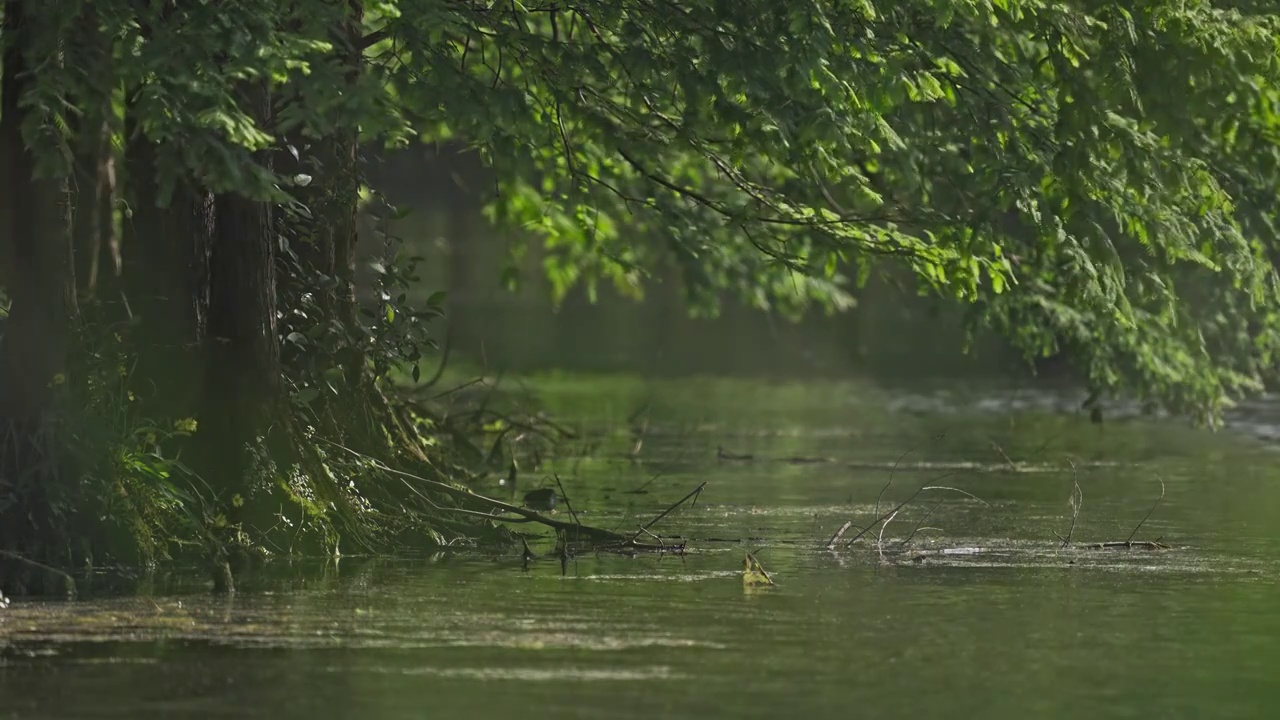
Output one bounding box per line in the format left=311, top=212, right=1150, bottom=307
left=3, top=377, right=1279, bottom=719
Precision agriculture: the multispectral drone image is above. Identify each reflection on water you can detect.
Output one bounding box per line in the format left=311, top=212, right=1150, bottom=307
left=4, top=377, right=1280, bottom=719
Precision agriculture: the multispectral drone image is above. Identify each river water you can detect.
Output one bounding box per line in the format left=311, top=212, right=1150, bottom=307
left=3, top=376, right=1280, bottom=718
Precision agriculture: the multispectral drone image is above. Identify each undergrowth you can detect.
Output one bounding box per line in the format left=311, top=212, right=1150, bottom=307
left=0, top=199, right=557, bottom=595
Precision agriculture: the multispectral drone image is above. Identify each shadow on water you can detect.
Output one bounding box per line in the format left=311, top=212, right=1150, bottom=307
left=4, top=376, right=1280, bottom=718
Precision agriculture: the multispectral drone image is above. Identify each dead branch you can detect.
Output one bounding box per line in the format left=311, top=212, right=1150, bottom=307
left=920, top=486, right=991, bottom=505
left=826, top=520, right=854, bottom=550
left=553, top=473, right=581, bottom=526
left=622, top=469, right=664, bottom=495
left=1125, top=476, right=1165, bottom=544
left=1055, top=459, right=1083, bottom=548
left=322, top=439, right=633, bottom=545
left=897, top=497, right=945, bottom=547
left=1087, top=540, right=1170, bottom=551
left=990, top=439, right=1016, bottom=469
left=628, top=481, right=706, bottom=543
left=844, top=472, right=959, bottom=548
left=874, top=446, right=915, bottom=518
left=877, top=509, right=899, bottom=559
left=744, top=550, right=776, bottom=586
left=635, top=526, right=666, bottom=551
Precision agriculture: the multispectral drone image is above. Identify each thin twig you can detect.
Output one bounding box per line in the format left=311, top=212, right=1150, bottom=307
left=920, top=486, right=991, bottom=505
left=421, top=328, right=453, bottom=389
left=898, top=498, right=945, bottom=547
left=990, top=439, right=1016, bottom=469
left=1125, top=476, right=1165, bottom=544
left=875, top=447, right=913, bottom=518
left=426, top=377, right=484, bottom=401
left=845, top=472, right=959, bottom=548
left=623, top=470, right=664, bottom=495
left=636, top=526, right=666, bottom=551
left=553, top=473, right=581, bottom=526
left=878, top=510, right=899, bottom=558
left=628, top=481, right=706, bottom=542
left=320, top=439, right=623, bottom=541
left=1060, top=459, right=1082, bottom=548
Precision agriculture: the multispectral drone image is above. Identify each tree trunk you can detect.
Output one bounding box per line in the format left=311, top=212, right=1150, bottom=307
left=0, top=0, right=79, bottom=595
left=121, top=128, right=215, bottom=419
left=311, top=1, right=362, bottom=346
left=193, top=81, right=280, bottom=505
left=68, top=0, right=117, bottom=300
left=279, top=1, right=368, bottom=440
left=74, top=119, right=119, bottom=299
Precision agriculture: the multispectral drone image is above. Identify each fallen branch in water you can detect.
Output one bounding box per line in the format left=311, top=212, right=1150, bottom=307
left=826, top=520, right=856, bottom=550
left=843, top=472, right=974, bottom=548
left=322, top=440, right=672, bottom=551
left=816, top=447, right=1175, bottom=559
left=714, top=437, right=1117, bottom=475
left=1071, top=476, right=1170, bottom=552
left=1086, top=540, right=1171, bottom=551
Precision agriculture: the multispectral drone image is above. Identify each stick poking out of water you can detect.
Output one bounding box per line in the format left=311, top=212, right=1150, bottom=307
left=628, top=481, right=707, bottom=543
left=1054, top=459, right=1083, bottom=548
left=1125, top=475, right=1165, bottom=544
left=553, top=473, right=581, bottom=526
left=826, top=520, right=855, bottom=550
left=844, top=473, right=955, bottom=548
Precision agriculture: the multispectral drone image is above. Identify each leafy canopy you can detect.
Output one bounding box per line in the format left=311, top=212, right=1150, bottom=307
left=16, top=0, right=1280, bottom=422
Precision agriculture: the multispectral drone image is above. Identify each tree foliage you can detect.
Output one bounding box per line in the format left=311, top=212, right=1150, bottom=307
left=12, top=0, right=1274, bottom=421
left=2, top=0, right=1280, bottom=589
left=374, top=0, right=1280, bottom=421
